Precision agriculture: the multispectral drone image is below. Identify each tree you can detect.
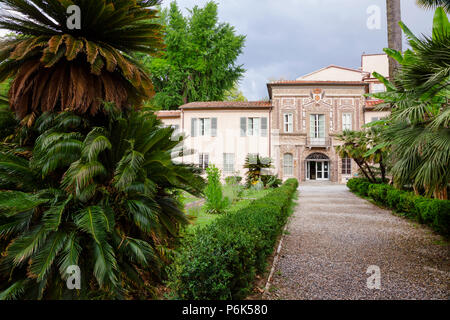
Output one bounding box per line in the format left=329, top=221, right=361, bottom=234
left=0, top=109, right=205, bottom=299
left=370, top=7, right=450, bottom=199
left=335, top=130, right=378, bottom=183
left=0, top=0, right=164, bottom=119
left=204, top=165, right=229, bottom=214
left=386, top=0, right=403, bottom=80
left=146, top=1, right=246, bottom=110
left=223, top=82, right=247, bottom=102
left=416, top=0, right=450, bottom=12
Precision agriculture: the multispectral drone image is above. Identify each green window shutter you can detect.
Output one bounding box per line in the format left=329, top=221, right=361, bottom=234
left=240, top=117, right=247, bottom=137
left=211, top=118, right=217, bottom=137
left=261, top=117, right=268, bottom=137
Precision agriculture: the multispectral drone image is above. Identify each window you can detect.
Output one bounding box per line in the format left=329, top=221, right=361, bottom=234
left=283, top=154, right=293, bottom=176
left=371, top=117, right=379, bottom=122
left=284, top=113, right=293, bottom=133
left=191, top=118, right=217, bottom=137
left=371, top=83, right=386, bottom=93
left=342, top=113, right=352, bottom=131
left=199, top=153, right=209, bottom=170
left=199, top=118, right=211, bottom=136
left=342, top=158, right=351, bottom=175
left=223, top=153, right=234, bottom=173
left=248, top=117, right=260, bottom=136
left=240, top=117, right=268, bottom=137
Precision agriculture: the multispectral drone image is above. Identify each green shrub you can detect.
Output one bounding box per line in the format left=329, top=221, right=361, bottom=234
left=261, top=174, right=282, bottom=188
left=169, top=179, right=299, bottom=300
left=204, top=165, right=229, bottom=214
left=347, top=178, right=450, bottom=237
left=225, top=175, right=242, bottom=185
left=386, top=188, right=402, bottom=210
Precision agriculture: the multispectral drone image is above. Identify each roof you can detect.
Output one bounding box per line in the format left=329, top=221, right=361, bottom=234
left=155, top=110, right=181, bottom=118
left=366, top=99, right=384, bottom=107
left=297, top=65, right=369, bottom=80
left=267, top=80, right=369, bottom=99
left=179, top=101, right=272, bottom=110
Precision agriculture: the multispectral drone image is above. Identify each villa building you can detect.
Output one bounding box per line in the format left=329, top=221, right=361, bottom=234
left=156, top=53, right=390, bottom=183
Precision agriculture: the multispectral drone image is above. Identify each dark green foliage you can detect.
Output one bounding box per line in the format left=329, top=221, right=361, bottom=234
left=169, top=179, right=298, bottom=300
left=347, top=178, right=450, bottom=236
left=0, top=110, right=205, bottom=299
left=144, top=1, right=246, bottom=109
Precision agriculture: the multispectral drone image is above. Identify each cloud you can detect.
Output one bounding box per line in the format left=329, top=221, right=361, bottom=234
left=164, top=0, right=433, bottom=101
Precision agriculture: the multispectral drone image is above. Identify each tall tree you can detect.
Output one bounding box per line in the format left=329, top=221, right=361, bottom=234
left=145, top=1, right=246, bottom=110
left=371, top=7, right=450, bottom=199
left=386, top=0, right=403, bottom=80
left=223, top=82, right=247, bottom=102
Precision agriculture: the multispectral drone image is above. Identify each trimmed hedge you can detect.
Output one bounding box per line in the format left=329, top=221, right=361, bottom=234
left=347, top=178, right=450, bottom=236
left=169, top=178, right=299, bottom=300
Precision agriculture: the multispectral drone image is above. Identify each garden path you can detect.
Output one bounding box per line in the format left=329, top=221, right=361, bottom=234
left=264, top=183, right=449, bottom=300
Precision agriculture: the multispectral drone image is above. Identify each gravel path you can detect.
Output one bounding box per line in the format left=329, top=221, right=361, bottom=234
left=264, top=183, right=450, bottom=300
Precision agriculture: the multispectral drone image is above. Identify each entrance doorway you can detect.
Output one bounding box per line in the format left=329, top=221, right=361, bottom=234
left=306, top=153, right=330, bottom=181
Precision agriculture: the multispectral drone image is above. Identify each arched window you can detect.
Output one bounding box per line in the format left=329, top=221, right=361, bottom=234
left=283, top=154, right=293, bottom=176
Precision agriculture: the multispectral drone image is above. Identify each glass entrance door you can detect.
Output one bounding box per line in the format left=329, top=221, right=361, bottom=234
left=307, top=161, right=330, bottom=181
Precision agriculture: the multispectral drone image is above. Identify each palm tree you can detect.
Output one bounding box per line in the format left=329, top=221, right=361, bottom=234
left=0, top=109, right=205, bottom=299
left=416, top=0, right=450, bottom=12
left=371, top=7, right=450, bottom=199
left=386, top=0, right=403, bottom=80
left=335, top=130, right=378, bottom=183
left=0, top=0, right=164, bottom=120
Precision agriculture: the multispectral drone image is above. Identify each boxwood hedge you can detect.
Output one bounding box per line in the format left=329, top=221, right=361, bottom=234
left=347, top=178, right=450, bottom=237
left=169, top=178, right=299, bottom=300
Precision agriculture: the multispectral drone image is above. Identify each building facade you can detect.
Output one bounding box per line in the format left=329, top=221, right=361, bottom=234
left=157, top=53, right=390, bottom=184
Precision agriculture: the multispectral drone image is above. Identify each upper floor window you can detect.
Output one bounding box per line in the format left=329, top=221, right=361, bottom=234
left=191, top=118, right=217, bottom=137
left=283, top=153, right=294, bottom=176
left=240, top=117, right=268, bottom=137
left=371, top=83, right=386, bottom=93
left=310, top=114, right=325, bottom=138
left=342, top=113, right=352, bottom=131
left=342, top=158, right=352, bottom=175
left=248, top=117, right=260, bottom=136
left=284, top=113, right=293, bottom=133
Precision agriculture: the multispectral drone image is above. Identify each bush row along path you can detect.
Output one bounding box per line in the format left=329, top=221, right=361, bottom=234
left=264, top=183, right=449, bottom=300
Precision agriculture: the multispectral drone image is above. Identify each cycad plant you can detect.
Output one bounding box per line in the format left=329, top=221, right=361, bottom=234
left=0, top=0, right=164, bottom=119
left=370, top=7, right=449, bottom=199
left=0, top=109, right=205, bottom=299
left=243, top=154, right=273, bottom=187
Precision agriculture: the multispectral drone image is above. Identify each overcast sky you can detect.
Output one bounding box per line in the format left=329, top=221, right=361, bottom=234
left=161, top=0, right=435, bottom=100
left=0, top=1, right=436, bottom=100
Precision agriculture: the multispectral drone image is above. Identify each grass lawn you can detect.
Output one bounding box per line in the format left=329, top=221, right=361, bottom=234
left=186, top=186, right=271, bottom=230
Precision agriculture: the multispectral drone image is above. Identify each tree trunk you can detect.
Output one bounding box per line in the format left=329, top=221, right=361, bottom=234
left=363, top=161, right=377, bottom=183
left=386, top=0, right=402, bottom=80
left=434, top=186, right=448, bottom=200
left=355, top=159, right=372, bottom=181
left=379, top=154, right=386, bottom=183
